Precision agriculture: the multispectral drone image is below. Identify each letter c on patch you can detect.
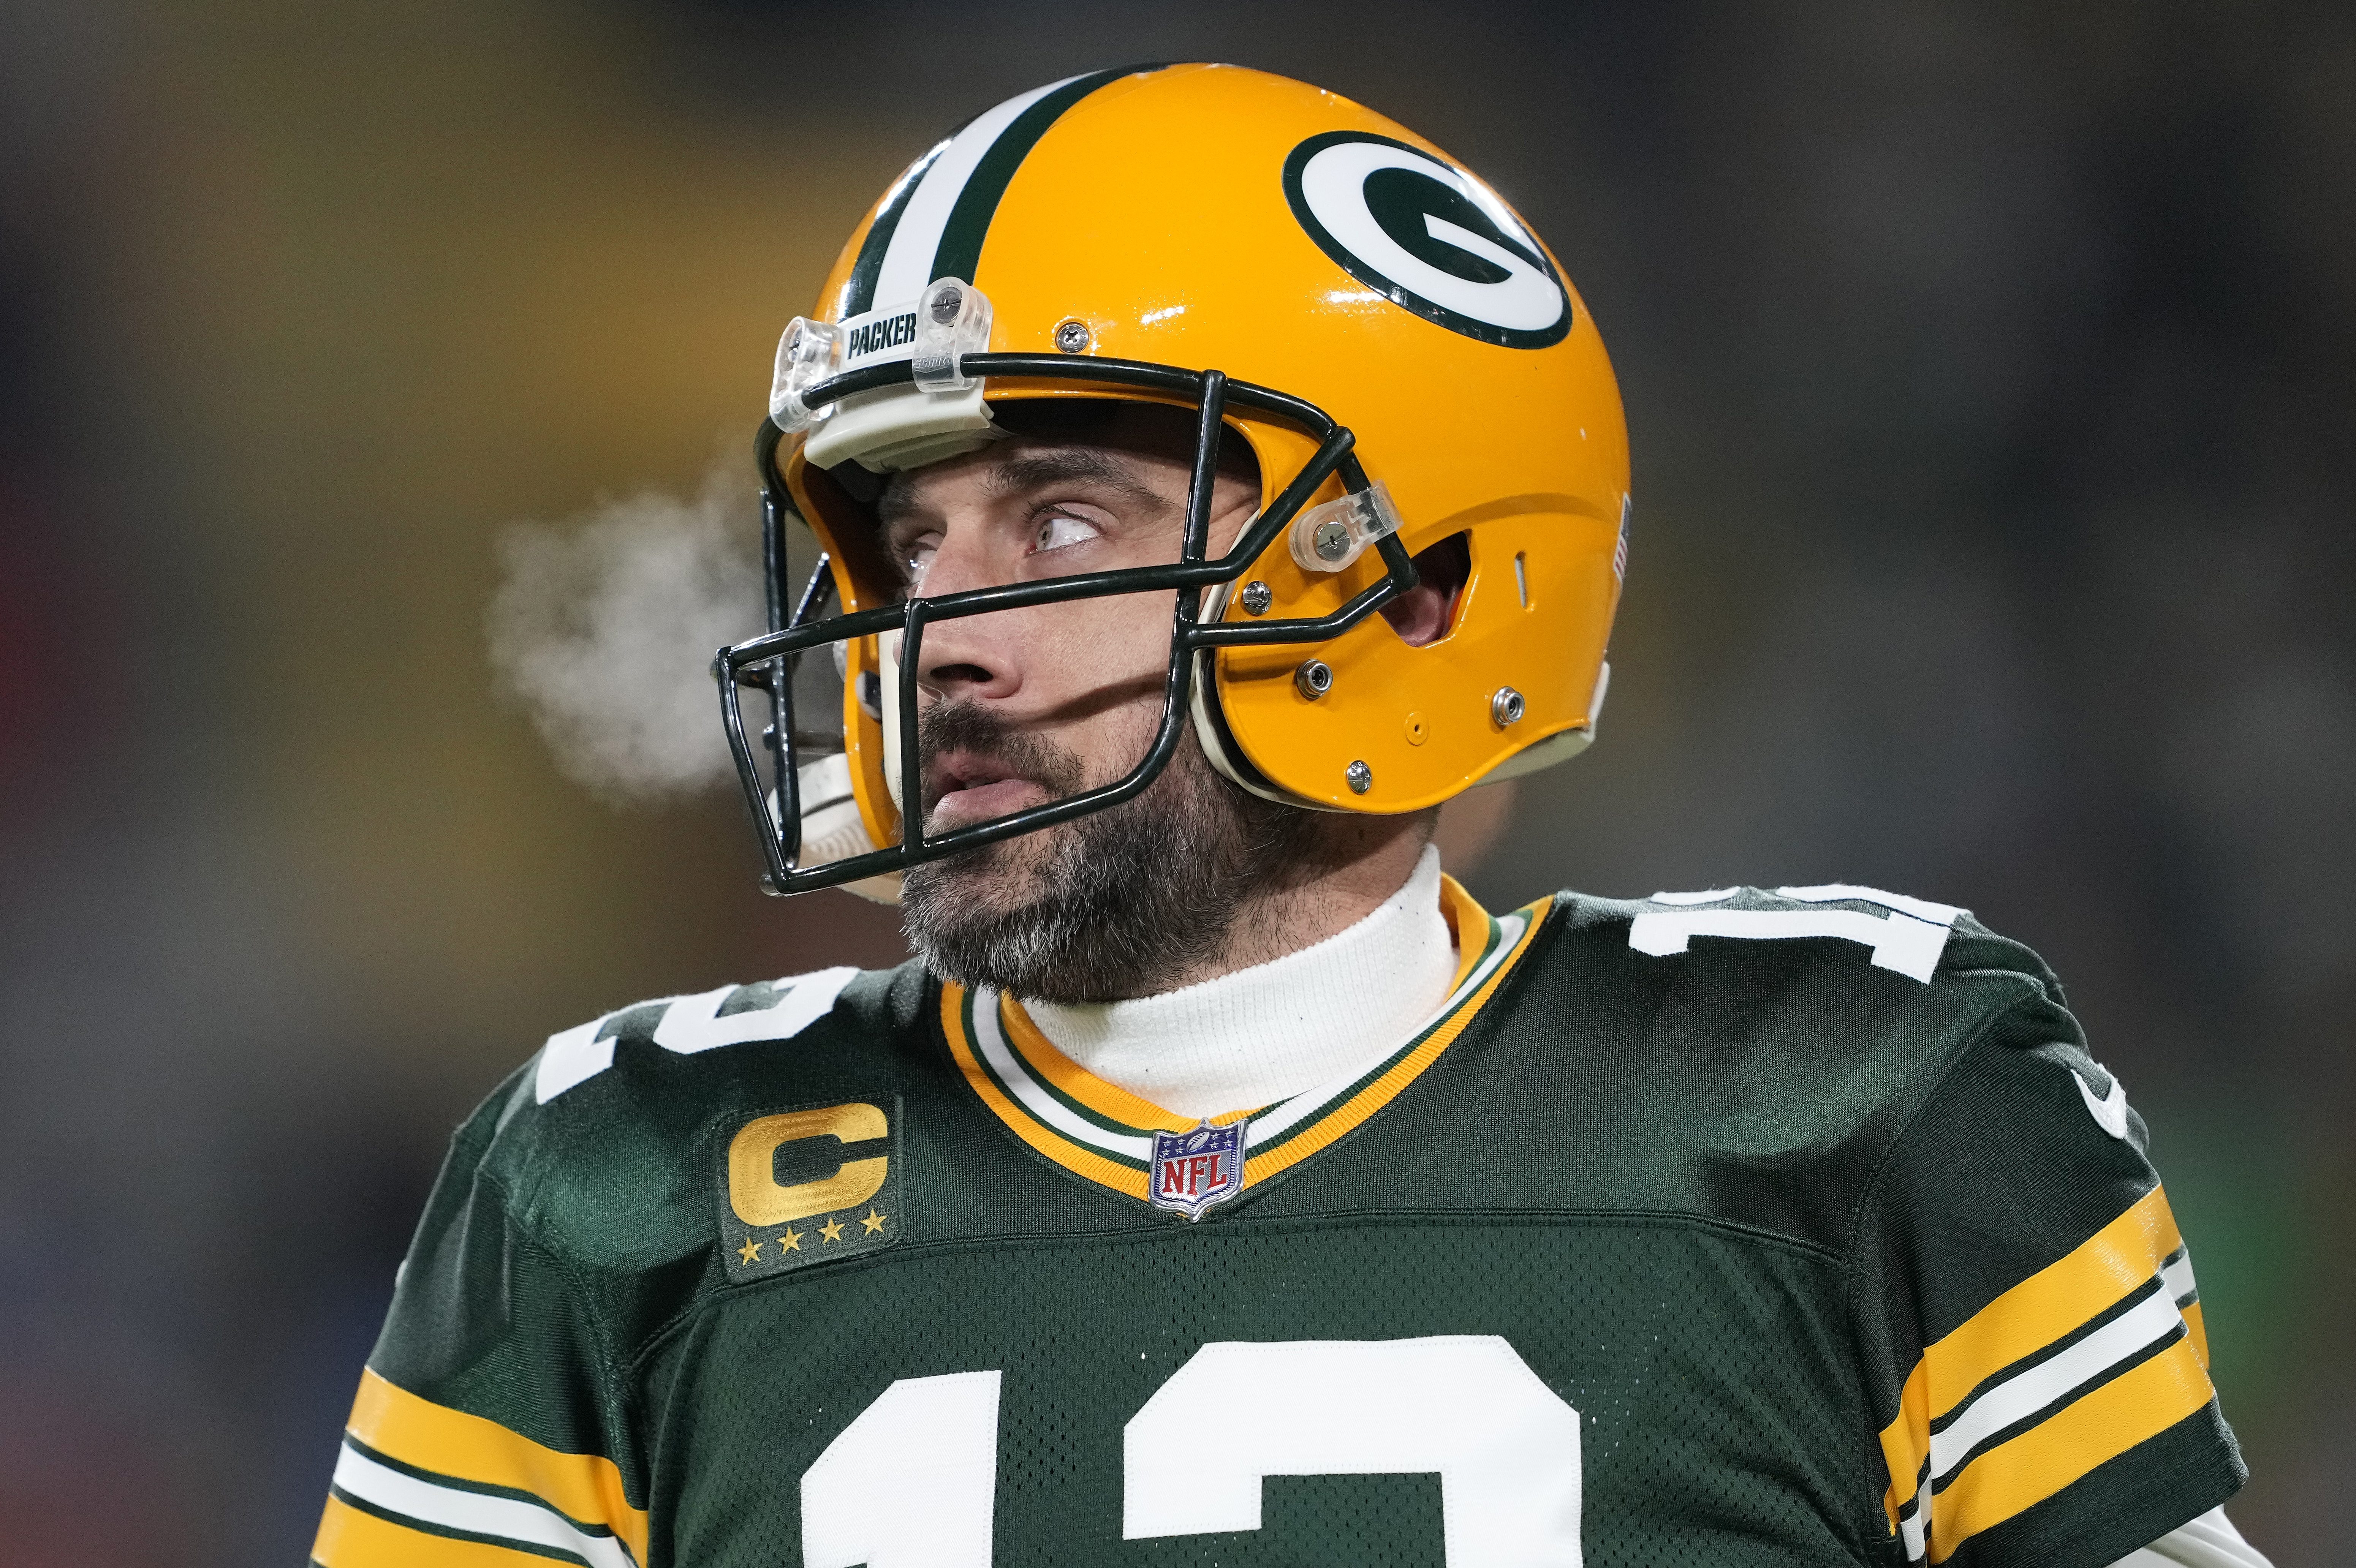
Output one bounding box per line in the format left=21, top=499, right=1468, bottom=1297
left=728, top=1103, right=890, bottom=1226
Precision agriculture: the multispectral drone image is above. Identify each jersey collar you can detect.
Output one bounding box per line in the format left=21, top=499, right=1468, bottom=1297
left=939, top=875, right=1550, bottom=1206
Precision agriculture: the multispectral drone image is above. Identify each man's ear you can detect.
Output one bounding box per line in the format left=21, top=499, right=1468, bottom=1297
left=1379, top=533, right=1471, bottom=647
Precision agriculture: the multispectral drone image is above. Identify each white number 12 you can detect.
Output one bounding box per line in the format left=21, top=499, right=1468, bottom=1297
left=801, top=1336, right=1584, bottom=1568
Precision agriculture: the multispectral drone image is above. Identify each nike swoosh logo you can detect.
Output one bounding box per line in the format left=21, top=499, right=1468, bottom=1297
left=2074, top=1069, right=2130, bottom=1140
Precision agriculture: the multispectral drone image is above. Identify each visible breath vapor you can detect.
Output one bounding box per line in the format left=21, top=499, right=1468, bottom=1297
left=487, top=465, right=766, bottom=804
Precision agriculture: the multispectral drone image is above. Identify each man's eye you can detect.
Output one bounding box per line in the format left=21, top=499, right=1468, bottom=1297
left=903, top=540, right=938, bottom=587
left=1032, top=513, right=1100, bottom=554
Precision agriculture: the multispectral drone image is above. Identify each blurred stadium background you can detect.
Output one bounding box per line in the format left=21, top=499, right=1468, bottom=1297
left=0, top=3, right=2348, bottom=1561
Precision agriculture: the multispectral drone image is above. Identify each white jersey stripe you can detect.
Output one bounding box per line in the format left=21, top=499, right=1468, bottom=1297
left=870, top=74, right=1082, bottom=308
left=332, top=1440, right=637, bottom=1568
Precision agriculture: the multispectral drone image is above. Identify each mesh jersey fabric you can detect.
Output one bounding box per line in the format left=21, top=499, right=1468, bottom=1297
left=314, top=884, right=2244, bottom=1568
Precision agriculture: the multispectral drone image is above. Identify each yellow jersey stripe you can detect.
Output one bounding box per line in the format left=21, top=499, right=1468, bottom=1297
left=314, top=1493, right=581, bottom=1568
left=1926, top=1334, right=2214, bottom=1563
left=1880, top=1369, right=1934, bottom=1530
left=342, top=1368, right=649, bottom=1565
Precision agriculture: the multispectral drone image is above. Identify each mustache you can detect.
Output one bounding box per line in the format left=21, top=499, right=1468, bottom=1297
left=916, top=702, right=1087, bottom=820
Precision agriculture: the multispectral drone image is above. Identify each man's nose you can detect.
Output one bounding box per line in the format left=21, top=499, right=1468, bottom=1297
left=908, top=529, right=1019, bottom=700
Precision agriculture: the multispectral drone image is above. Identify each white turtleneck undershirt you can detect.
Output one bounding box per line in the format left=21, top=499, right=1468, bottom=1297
left=1024, top=844, right=1459, bottom=1119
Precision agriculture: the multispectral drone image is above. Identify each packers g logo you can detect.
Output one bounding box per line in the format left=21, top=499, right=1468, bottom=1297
left=1283, top=130, right=1571, bottom=349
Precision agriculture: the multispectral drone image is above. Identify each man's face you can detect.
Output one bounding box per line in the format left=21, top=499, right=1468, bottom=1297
left=878, top=401, right=1314, bottom=1001
left=878, top=403, right=1258, bottom=835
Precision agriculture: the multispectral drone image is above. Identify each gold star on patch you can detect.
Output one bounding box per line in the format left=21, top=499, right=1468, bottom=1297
left=820, top=1218, right=845, bottom=1243
left=861, top=1209, right=887, bottom=1235
left=780, top=1226, right=803, bottom=1252
left=736, top=1239, right=762, bottom=1265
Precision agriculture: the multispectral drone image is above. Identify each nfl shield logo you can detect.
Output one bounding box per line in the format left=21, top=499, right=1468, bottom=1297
left=1149, top=1120, right=1246, bottom=1221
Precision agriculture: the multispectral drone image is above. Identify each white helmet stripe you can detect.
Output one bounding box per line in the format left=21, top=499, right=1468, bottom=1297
left=869, top=74, right=1081, bottom=310
left=840, top=66, right=1164, bottom=321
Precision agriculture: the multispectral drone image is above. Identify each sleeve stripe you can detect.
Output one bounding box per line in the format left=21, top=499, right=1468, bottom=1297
left=1880, top=1183, right=2183, bottom=1485
left=332, top=1370, right=649, bottom=1566
left=1926, top=1334, right=2216, bottom=1562
left=329, top=1439, right=637, bottom=1568
left=1875, top=1184, right=2220, bottom=1562
left=342, top=1434, right=622, bottom=1533
left=1922, top=1184, right=2184, bottom=1414
left=1926, top=1283, right=2184, bottom=1484
left=314, top=1492, right=592, bottom=1568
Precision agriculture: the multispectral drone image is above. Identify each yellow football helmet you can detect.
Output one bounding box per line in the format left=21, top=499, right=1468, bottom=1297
left=717, top=62, right=1629, bottom=897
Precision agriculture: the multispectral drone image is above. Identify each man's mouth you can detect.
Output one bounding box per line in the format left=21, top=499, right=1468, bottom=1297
left=924, top=749, right=1049, bottom=829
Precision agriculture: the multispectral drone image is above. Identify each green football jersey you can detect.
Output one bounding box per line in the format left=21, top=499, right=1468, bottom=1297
left=313, top=879, right=2243, bottom=1568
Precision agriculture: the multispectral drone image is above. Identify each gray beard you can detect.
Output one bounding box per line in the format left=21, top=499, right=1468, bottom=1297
left=900, top=705, right=1319, bottom=1003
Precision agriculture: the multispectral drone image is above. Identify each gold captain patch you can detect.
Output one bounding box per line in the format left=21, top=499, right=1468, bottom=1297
left=716, top=1098, right=901, bottom=1279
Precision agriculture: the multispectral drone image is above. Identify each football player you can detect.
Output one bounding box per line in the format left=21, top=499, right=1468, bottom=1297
left=312, top=65, right=2269, bottom=1568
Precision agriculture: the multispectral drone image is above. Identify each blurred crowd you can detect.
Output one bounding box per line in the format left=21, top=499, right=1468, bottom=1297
left=0, top=3, right=2347, bottom=1561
